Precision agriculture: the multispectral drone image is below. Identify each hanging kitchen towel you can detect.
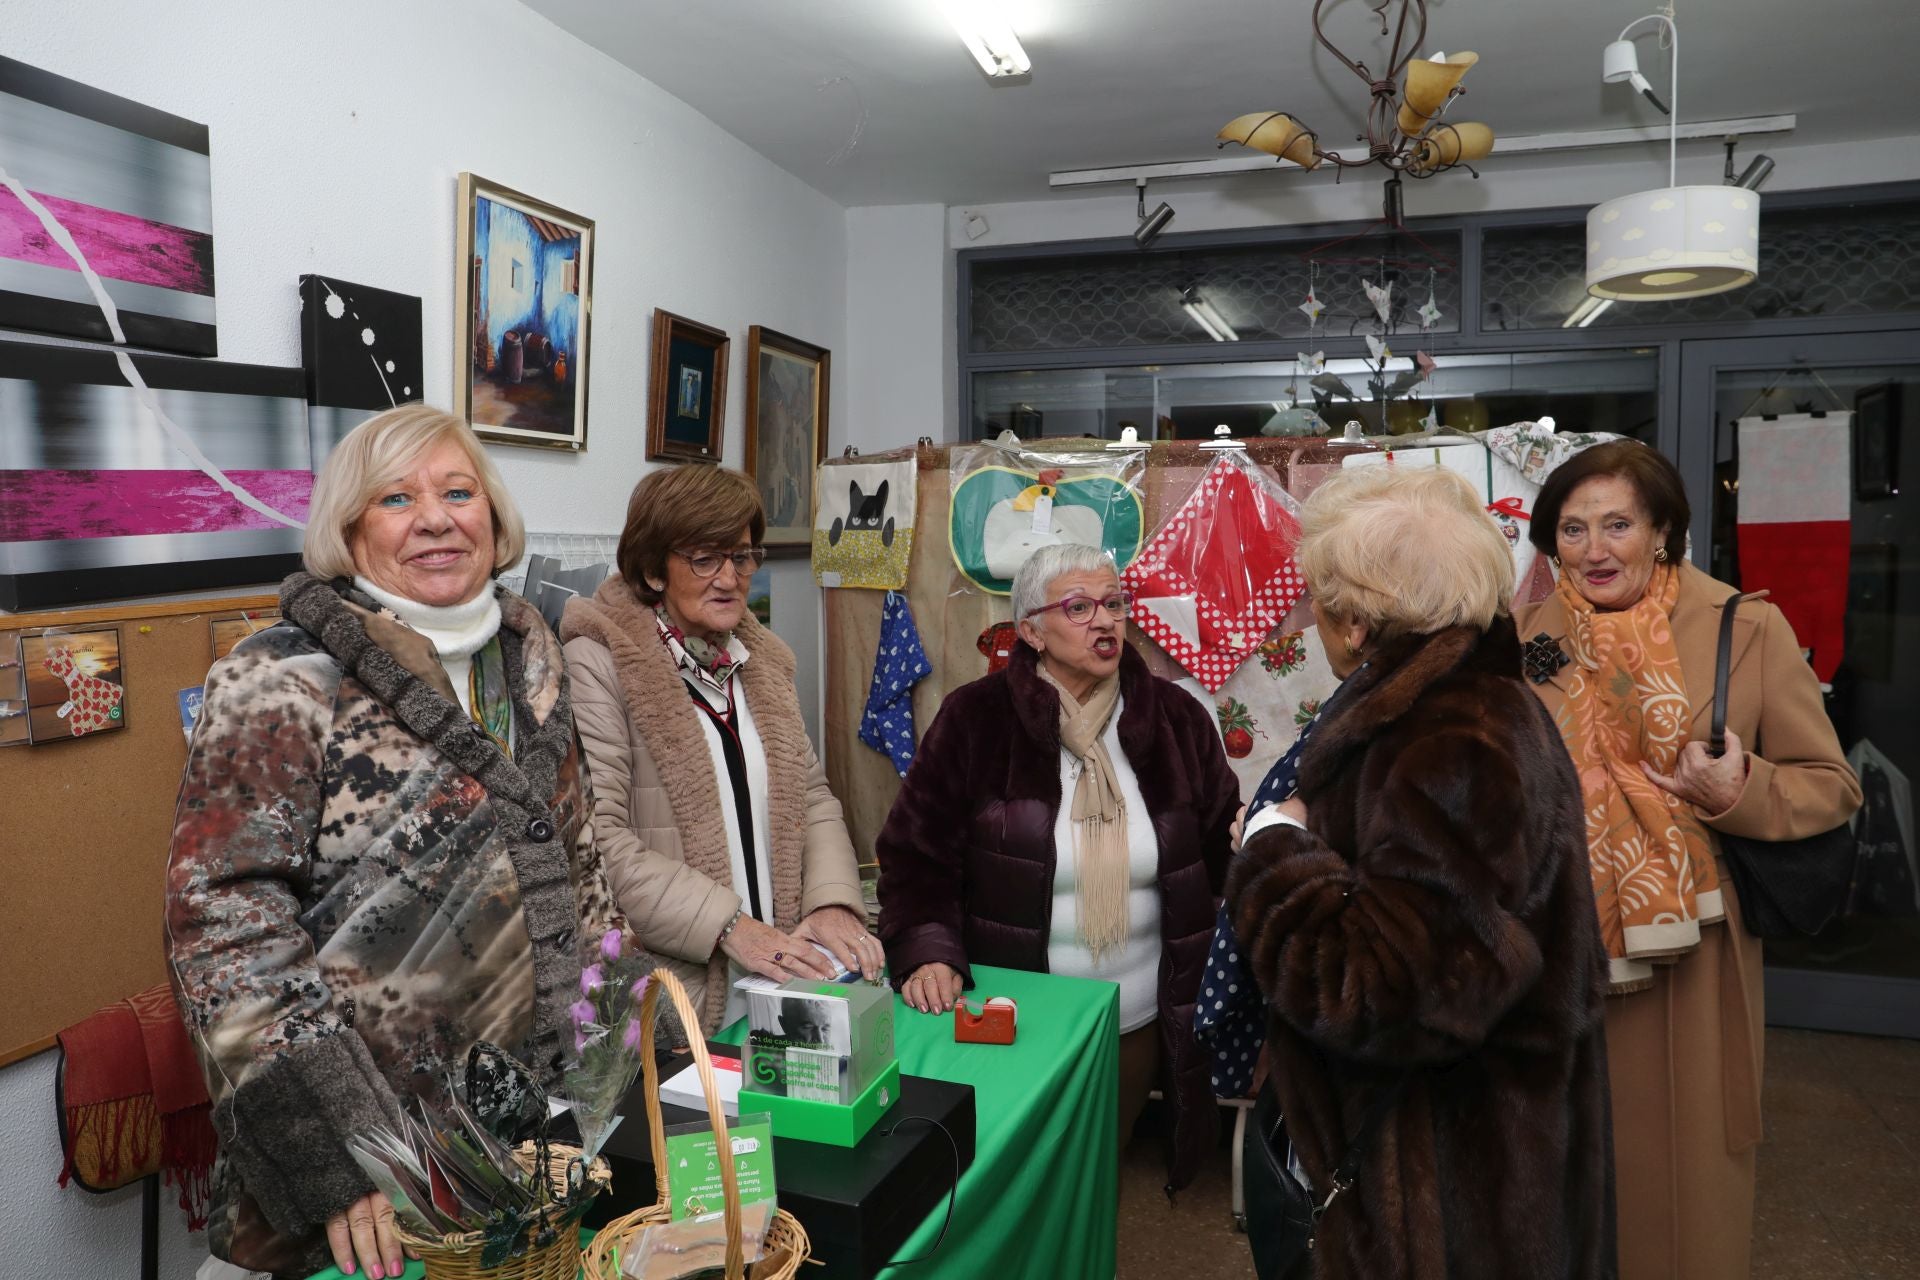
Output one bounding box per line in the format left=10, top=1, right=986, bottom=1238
left=1123, top=455, right=1307, bottom=693
left=813, top=454, right=917, bottom=589
left=1736, top=412, right=1851, bottom=682
left=1207, top=622, right=1342, bottom=798
left=859, top=591, right=933, bottom=776
left=947, top=441, right=1145, bottom=595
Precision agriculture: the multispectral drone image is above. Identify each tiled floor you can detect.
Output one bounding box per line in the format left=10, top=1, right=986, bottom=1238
left=1117, top=1028, right=1920, bottom=1279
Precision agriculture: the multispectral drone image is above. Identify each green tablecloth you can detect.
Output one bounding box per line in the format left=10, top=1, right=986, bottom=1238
left=307, top=965, right=1118, bottom=1280
left=875, top=964, right=1119, bottom=1279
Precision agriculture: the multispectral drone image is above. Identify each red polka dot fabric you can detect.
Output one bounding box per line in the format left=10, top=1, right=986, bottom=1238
left=1123, top=458, right=1307, bottom=693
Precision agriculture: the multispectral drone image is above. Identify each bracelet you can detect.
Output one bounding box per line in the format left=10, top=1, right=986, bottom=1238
left=715, top=908, right=745, bottom=947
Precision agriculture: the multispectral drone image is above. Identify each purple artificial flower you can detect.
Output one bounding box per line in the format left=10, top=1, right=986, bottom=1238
left=630, top=976, right=652, bottom=1004
left=580, top=964, right=605, bottom=996
left=568, top=998, right=596, bottom=1028
left=599, top=929, right=624, bottom=963
left=622, top=1018, right=645, bottom=1053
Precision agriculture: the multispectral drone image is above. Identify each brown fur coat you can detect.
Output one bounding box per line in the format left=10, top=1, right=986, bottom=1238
left=1227, top=618, right=1615, bottom=1279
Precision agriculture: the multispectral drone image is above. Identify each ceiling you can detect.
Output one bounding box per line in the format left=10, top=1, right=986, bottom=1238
left=523, top=0, right=1918, bottom=207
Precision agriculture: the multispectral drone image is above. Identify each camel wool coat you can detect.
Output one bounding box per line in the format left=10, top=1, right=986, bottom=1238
left=1515, top=561, right=1861, bottom=1280
left=561, top=575, right=866, bottom=1036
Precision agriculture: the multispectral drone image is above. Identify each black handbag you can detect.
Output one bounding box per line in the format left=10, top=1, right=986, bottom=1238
left=1708, top=591, right=1857, bottom=939
left=1241, top=1075, right=1405, bottom=1280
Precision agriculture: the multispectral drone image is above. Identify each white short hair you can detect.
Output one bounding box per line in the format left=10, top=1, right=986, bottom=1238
left=1298, top=464, right=1513, bottom=641
left=1010, top=543, right=1119, bottom=622
left=302, top=404, right=526, bottom=581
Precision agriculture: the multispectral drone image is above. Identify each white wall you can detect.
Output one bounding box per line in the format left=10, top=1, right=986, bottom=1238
left=0, top=1, right=848, bottom=1274
left=842, top=204, right=953, bottom=453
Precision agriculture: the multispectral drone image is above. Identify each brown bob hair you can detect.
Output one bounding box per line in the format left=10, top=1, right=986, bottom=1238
left=616, top=465, right=767, bottom=604
left=1529, top=439, right=1690, bottom=566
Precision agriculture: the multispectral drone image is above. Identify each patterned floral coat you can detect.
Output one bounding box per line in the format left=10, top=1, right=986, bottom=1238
left=165, top=573, right=629, bottom=1277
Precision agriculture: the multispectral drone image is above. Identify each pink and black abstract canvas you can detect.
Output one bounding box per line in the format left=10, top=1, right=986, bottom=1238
left=0, top=56, right=217, bottom=356
left=0, top=342, right=309, bottom=610
left=299, top=274, right=423, bottom=470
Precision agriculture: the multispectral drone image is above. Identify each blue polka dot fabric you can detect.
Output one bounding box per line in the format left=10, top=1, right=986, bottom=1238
left=858, top=591, right=933, bottom=778
left=1194, top=667, right=1361, bottom=1099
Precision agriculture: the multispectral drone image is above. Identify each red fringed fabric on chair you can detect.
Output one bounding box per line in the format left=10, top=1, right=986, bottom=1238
left=56, top=984, right=216, bottom=1230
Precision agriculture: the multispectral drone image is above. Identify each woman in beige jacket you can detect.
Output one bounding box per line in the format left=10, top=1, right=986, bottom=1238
left=561, top=465, right=878, bottom=1037
left=1514, top=440, right=1860, bottom=1280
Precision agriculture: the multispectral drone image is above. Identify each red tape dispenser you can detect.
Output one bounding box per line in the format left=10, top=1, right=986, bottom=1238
left=954, top=995, right=1018, bottom=1045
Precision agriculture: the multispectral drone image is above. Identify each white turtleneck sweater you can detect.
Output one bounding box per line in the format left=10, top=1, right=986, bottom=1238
left=354, top=577, right=504, bottom=722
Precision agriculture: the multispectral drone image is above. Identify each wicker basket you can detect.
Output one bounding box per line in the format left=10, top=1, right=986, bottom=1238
left=581, top=969, right=810, bottom=1280
left=396, top=1141, right=610, bottom=1280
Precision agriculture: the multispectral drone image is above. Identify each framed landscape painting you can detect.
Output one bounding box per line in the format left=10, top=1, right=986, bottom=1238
left=745, top=326, right=830, bottom=549
left=647, top=308, right=729, bottom=464
left=454, top=173, right=592, bottom=451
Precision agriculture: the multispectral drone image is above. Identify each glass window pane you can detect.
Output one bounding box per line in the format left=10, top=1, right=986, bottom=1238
left=1482, top=196, right=1920, bottom=331
left=972, top=349, right=1658, bottom=442
left=1707, top=361, right=1920, bottom=981
left=969, top=233, right=1463, bottom=354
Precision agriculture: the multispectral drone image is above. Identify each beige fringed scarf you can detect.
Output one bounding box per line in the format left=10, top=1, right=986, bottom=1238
left=1042, top=665, right=1130, bottom=961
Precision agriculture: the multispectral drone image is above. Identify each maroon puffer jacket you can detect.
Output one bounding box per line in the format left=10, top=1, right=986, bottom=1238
left=876, top=640, right=1240, bottom=1189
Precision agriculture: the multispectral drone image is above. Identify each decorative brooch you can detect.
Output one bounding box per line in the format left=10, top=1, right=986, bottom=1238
left=1523, top=633, right=1570, bottom=685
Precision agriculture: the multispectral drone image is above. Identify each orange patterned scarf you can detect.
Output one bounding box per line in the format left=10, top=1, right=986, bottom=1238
left=1555, top=563, right=1723, bottom=993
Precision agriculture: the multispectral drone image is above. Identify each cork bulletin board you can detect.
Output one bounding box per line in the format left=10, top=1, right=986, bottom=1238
left=0, top=592, right=278, bottom=1066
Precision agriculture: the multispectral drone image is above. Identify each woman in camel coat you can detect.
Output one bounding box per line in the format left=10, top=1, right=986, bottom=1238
left=1515, top=440, right=1859, bottom=1280
left=562, top=465, right=876, bottom=1037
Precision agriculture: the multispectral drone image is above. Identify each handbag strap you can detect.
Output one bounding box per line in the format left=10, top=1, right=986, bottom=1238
left=1709, top=590, right=1770, bottom=758
left=1312, top=1074, right=1412, bottom=1223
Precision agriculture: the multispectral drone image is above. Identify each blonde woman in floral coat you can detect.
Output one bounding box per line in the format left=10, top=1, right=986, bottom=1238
left=165, top=407, right=636, bottom=1279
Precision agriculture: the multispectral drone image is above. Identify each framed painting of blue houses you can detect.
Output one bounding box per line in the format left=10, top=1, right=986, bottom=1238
left=453, top=173, right=593, bottom=451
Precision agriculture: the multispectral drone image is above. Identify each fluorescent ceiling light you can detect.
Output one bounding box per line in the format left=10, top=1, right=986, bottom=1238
left=1181, top=288, right=1239, bottom=343
left=944, top=1, right=1030, bottom=78
left=1562, top=296, right=1615, bottom=328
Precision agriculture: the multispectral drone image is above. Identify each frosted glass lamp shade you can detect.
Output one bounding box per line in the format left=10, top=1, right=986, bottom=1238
left=1585, top=185, right=1760, bottom=300
left=1396, top=51, right=1479, bottom=136
left=1218, top=112, right=1321, bottom=169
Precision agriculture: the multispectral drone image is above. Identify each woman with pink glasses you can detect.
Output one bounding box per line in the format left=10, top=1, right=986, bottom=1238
left=876, top=542, right=1241, bottom=1189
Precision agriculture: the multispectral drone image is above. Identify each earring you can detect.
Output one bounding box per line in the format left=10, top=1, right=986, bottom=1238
left=1346, top=639, right=1361, bottom=657
left=1655, top=547, right=1669, bottom=562
left=1550, top=556, right=1562, bottom=569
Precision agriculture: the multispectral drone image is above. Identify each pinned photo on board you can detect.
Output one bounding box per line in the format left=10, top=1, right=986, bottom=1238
left=209, top=610, right=280, bottom=663
left=21, top=627, right=125, bottom=742
left=0, top=630, right=25, bottom=747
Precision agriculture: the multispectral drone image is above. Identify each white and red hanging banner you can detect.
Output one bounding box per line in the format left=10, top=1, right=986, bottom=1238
left=1736, top=412, right=1851, bottom=683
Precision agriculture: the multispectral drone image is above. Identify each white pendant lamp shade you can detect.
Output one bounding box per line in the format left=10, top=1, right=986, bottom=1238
left=1585, top=184, right=1759, bottom=300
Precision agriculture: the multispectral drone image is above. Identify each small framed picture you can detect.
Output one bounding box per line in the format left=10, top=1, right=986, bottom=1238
left=745, top=327, right=831, bottom=549
left=1854, top=382, right=1901, bottom=501
left=20, top=627, right=126, bottom=743
left=647, top=309, right=729, bottom=464
left=454, top=173, right=594, bottom=452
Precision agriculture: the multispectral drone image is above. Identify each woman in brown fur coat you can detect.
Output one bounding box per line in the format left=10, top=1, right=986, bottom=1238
left=1228, top=464, right=1615, bottom=1279
left=561, top=466, right=876, bottom=1038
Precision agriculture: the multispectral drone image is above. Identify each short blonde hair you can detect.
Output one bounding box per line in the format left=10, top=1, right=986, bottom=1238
left=302, top=405, right=526, bottom=581
left=1298, top=463, right=1513, bottom=642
